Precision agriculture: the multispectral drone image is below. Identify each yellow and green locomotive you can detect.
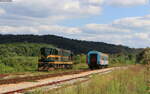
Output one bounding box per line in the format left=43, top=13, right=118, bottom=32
left=38, top=47, right=73, bottom=71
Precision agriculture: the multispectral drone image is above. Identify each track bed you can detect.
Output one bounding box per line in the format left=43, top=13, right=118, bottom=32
left=0, top=67, right=127, bottom=94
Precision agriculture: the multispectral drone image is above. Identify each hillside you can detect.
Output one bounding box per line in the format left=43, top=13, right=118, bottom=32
left=0, top=34, right=138, bottom=54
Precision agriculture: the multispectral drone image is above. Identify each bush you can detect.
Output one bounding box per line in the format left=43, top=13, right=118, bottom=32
left=73, top=54, right=86, bottom=64
left=0, top=63, right=15, bottom=73
left=0, top=56, right=38, bottom=73
left=136, top=48, right=150, bottom=64
left=109, top=53, right=136, bottom=66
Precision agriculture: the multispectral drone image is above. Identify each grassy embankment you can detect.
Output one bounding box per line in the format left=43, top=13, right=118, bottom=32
left=28, top=65, right=149, bottom=94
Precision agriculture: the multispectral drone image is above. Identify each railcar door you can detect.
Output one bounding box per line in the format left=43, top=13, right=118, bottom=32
left=90, top=54, right=97, bottom=66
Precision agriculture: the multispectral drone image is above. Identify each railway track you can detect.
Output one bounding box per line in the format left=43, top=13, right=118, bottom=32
left=0, top=67, right=126, bottom=94
left=0, top=70, right=89, bottom=85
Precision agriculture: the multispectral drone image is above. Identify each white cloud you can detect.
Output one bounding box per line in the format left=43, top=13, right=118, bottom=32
left=106, top=0, right=149, bottom=6
left=86, top=6, right=101, bottom=15
left=0, top=26, right=39, bottom=34
left=135, top=32, right=150, bottom=40
left=63, top=1, right=80, bottom=10
left=88, top=0, right=104, bottom=4
left=38, top=25, right=82, bottom=35
left=0, top=0, right=103, bottom=26
left=112, top=16, right=150, bottom=30
left=85, top=24, right=131, bottom=33
left=0, top=8, right=5, bottom=15
left=1, top=0, right=102, bottom=18
left=81, top=15, right=150, bottom=47
left=0, top=25, right=82, bottom=35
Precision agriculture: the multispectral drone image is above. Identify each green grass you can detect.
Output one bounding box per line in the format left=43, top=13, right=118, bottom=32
left=29, top=65, right=148, bottom=94
left=73, top=63, right=88, bottom=70
left=0, top=56, right=38, bottom=73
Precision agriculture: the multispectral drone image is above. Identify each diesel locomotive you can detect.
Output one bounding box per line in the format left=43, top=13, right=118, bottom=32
left=87, top=51, right=109, bottom=69
left=38, top=47, right=73, bottom=71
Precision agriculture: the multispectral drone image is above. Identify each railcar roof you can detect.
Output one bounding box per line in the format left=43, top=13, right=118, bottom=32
left=88, top=51, right=108, bottom=56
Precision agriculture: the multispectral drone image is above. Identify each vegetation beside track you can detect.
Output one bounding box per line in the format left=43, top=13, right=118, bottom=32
left=0, top=43, right=148, bottom=75
left=0, top=56, right=38, bottom=73
left=0, top=53, right=135, bottom=74
left=0, top=43, right=54, bottom=73
left=29, top=65, right=148, bottom=94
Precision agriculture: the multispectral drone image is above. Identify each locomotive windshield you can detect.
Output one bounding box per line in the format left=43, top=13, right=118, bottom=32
left=40, top=48, right=58, bottom=56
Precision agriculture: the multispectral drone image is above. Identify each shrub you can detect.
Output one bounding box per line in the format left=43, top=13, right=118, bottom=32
left=109, top=53, right=136, bottom=66
left=136, top=48, right=150, bottom=64
left=0, top=56, right=38, bottom=73
left=0, top=63, right=15, bottom=73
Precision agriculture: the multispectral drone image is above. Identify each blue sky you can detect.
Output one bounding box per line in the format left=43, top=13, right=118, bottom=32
left=0, top=0, right=150, bottom=48
left=59, top=3, right=150, bottom=26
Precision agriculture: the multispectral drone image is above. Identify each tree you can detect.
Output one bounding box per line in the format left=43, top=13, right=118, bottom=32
left=136, top=48, right=150, bottom=64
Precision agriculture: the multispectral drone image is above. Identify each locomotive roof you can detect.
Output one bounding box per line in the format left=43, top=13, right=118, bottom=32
left=41, top=47, right=71, bottom=53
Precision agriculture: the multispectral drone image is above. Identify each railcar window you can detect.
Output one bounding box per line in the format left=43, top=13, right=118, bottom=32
left=101, top=56, right=104, bottom=60
left=106, top=57, right=108, bottom=60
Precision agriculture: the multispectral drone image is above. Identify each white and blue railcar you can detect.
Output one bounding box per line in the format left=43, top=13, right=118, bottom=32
left=87, top=51, right=109, bottom=69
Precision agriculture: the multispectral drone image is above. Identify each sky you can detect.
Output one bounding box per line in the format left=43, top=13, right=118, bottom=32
left=0, top=0, right=150, bottom=48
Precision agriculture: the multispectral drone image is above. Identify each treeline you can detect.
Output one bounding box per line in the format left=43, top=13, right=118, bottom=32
left=110, top=48, right=150, bottom=66
left=0, top=34, right=139, bottom=54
